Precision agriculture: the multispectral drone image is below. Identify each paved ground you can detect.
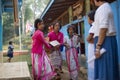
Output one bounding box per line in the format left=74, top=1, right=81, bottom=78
left=61, top=66, right=87, bottom=80
left=60, top=54, right=87, bottom=80
left=0, top=62, right=31, bottom=80
left=1, top=52, right=87, bottom=80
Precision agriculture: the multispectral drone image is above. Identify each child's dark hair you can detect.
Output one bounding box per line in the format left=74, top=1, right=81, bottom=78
left=88, top=10, right=96, bottom=21
left=9, top=41, right=12, bottom=45
left=52, top=21, right=62, bottom=29
left=67, top=25, right=75, bottom=33
left=34, top=18, right=43, bottom=30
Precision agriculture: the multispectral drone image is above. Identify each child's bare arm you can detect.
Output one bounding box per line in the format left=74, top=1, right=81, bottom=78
left=87, top=33, right=94, bottom=43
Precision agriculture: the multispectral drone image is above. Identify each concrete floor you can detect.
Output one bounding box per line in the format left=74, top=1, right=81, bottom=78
left=0, top=62, right=31, bottom=80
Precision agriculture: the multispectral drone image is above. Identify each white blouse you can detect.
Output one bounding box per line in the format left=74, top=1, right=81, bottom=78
left=94, top=3, right=116, bottom=37
left=64, top=35, right=78, bottom=48
left=89, top=23, right=95, bottom=34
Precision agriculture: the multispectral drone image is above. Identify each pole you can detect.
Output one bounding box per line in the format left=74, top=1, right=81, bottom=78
left=19, top=18, right=22, bottom=50
left=0, top=0, right=3, bottom=63
left=22, top=1, right=25, bottom=34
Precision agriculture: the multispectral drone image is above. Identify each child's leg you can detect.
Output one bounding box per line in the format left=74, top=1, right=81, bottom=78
left=8, top=58, right=11, bottom=62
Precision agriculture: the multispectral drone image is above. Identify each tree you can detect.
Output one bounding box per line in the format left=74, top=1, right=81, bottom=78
left=2, top=12, right=14, bottom=43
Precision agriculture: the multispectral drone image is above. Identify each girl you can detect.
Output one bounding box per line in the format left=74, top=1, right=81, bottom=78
left=64, top=25, right=80, bottom=80
left=93, top=0, right=119, bottom=80
left=31, top=18, right=56, bottom=80
left=87, top=10, right=95, bottom=80
left=48, top=21, right=64, bottom=73
left=7, top=41, right=14, bottom=62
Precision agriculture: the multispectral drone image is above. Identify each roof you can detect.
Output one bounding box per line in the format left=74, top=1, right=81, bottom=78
left=40, top=0, right=79, bottom=25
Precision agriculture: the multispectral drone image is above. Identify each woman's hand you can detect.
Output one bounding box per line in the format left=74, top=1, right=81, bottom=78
left=45, top=37, right=50, bottom=43
left=95, top=45, right=101, bottom=59
left=95, top=49, right=101, bottom=59
left=54, top=45, right=60, bottom=50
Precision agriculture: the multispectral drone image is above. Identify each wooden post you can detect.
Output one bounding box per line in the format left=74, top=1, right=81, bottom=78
left=13, top=0, right=19, bottom=26
left=85, top=0, right=90, bottom=14
left=22, top=0, right=25, bottom=34
left=68, top=6, right=73, bottom=23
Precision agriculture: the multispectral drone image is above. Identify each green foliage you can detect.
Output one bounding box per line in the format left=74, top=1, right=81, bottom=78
left=2, top=0, right=50, bottom=50
left=24, top=0, right=50, bottom=23
left=24, top=6, right=33, bottom=24
left=2, top=13, right=14, bottom=43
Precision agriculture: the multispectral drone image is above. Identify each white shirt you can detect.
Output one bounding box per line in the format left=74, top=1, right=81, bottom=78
left=94, top=3, right=116, bottom=37
left=64, top=35, right=78, bottom=48
left=89, top=23, right=95, bottom=34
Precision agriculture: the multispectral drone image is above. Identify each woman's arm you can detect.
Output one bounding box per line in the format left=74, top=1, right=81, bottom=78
left=39, top=33, right=51, bottom=49
left=95, top=28, right=108, bottom=58
left=97, top=28, right=108, bottom=48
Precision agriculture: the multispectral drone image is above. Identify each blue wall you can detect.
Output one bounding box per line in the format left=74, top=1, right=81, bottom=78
left=111, top=0, right=120, bottom=64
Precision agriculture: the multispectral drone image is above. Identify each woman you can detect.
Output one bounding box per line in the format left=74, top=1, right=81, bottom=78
left=87, top=11, right=95, bottom=80
left=7, top=41, right=14, bottom=62
left=93, top=0, right=119, bottom=80
left=64, top=25, right=79, bottom=80
left=48, top=21, right=64, bottom=73
left=31, top=18, right=56, bottom=80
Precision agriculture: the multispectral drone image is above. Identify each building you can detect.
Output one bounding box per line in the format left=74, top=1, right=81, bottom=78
left=41, top=0, right=120, bottom=72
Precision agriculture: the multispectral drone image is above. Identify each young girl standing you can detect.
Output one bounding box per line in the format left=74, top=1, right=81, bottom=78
left=31, top=18, right=55, bottom=80
left=87, top=11, right=95, bottom=80
left=48, top=22, right=64, bottom=73
left=64, top=25, right=80, bottom=80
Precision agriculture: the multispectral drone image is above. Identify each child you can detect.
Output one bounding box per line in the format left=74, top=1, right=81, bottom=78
left=87, top=10, right=95, bottom=80
left=7, top=41, right=14, bottom=62
left=31, top=18, right=56, bottom=80
left=48, top=21, right=64, bottom=74
left=64, top=25, right=80, bottom=80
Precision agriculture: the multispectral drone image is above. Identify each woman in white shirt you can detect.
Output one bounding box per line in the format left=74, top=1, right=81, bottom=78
left=87, top=10, right=95, bottom=80
left=93, top=0, right=119, bottom=80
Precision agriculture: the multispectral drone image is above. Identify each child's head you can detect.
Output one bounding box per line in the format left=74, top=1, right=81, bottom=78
left=88, top=10, right=95, bottom=25
left=53, top=21, right=61, bottom=32
left=34, top=18, right=44, bottom=31
left=94, top=0, right=110, bottom=6
left=9, top=41, right=13, bottom=45
left=67, top=25, right=74, bottom=35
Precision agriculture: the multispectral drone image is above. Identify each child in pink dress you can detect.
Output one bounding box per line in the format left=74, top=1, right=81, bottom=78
left=31, top=18, right=56, bottom=80
left=48, top=22, right=64, bottom=73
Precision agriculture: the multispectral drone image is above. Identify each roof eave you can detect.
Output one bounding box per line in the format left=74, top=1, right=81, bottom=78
left=40, top=0, right=54, bottom=19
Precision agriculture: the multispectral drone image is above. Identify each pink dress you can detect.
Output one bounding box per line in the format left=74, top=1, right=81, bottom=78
left=64, top=35, right=80, bottom=80
left=31, top=30, right=55, bottom=80
left=48, top=31, right=64, bottom=70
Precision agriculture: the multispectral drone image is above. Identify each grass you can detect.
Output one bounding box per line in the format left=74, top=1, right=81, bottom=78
left=3, top=34, right=32, bottom=51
